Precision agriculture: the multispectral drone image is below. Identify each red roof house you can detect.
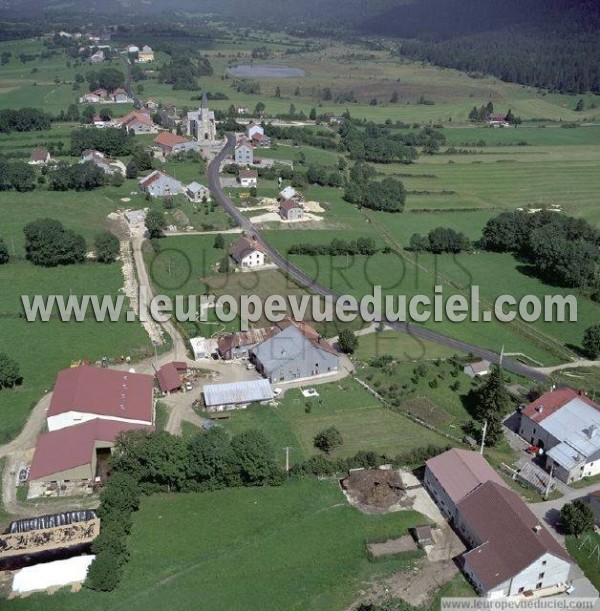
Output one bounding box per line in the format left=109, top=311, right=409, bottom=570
left=156, top=362, right=187, bottom=393
left=154, top=131, right=192, bottom=155
left=47, top=365, right=154, bottom=432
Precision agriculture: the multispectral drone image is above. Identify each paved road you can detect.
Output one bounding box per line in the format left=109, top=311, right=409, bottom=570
left=207, top=135, right=548, bottom=383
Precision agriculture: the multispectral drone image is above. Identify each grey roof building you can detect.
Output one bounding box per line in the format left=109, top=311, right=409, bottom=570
left=250, top=322, right=338, bottom=383
left=203, top=378, right=273, bottom=412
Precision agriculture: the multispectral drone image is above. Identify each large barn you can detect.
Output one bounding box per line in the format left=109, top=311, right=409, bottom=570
left=47, top=365, right=154, bottom=431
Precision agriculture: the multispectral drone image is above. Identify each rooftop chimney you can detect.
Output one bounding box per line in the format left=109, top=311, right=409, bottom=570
left=533, top=525, right=542, bottom=534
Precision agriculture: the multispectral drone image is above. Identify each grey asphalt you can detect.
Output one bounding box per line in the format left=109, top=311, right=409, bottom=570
left=207, top=134, right=548, bottom=383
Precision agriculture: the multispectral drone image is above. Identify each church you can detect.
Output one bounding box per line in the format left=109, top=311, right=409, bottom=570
left=187, top=93, right=217, bottom=141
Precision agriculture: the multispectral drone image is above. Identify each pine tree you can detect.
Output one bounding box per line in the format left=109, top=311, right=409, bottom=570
left=474, top=365, right=512, bottom=423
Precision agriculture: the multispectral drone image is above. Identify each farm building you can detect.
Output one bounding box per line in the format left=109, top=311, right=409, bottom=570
left=217, top=326, right=276, bottom=360
left=156, top=361, right=187, bottom=394
left=238, top=168, right=258, bottom=188
left=189, top=337, right=217, bottom=360
left=235, top=139, right=254, bottom=165
left=230, top=236, right=266, bottom=269
left=250, top=320, right=339, bottom=383
left=111, top=88, right=131, bottom=103
left=279, top=199, right=304, bottom=221
left=424, top=448, right=506, bottom=520
left=186, top=181, right=210, bottom=203
left=518, top=388, right=600, bottom=483
left=137, top=45, right=155, bottom=63
left=203, top=378, right=274, bottom=412
left=139, top=170, right=184, bottom=197
left=154, top=132, right=200, bottom=156
left=46, top=365, right=154, bottom=431
left=27, top=419, right=151, bottom=494
left=463, top=360, right=490, bottom=378
left=114, top=110, right=157, bottom=134
left=455, top=481, right=575, bottom=598
left=28, top=147, right=51, bottom=165
left=278, top=186, right=302, bottom=203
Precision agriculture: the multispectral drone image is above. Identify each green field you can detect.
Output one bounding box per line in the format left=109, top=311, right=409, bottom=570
left=5, top=478, right=426, bottom=611
left=220, top=377, right=451, bottom=467
left=566, top=533, right=600, bottom=592
left=0, top=260, right=150, bottom=441
left=355, top=330, right=461, bottom=362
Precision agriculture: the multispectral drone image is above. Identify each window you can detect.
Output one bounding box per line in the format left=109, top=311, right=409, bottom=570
left=542, top=560, right=547, bottom=566
left=533, top=428, right=536, bottom=434
left=518, top=587, right=525, bottom=594
left=536, top=582, right=542, bottom=590
left=538, top=572, right=545, bottom=579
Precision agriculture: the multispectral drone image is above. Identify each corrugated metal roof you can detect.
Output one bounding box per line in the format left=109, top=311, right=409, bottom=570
left=203, top=378, right=273, bottom=407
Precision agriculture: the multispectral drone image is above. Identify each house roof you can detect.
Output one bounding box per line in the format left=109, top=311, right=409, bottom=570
left=29, top=418, right=151, bottom=481
left=187, top=181, right=206, bottom=194
left=156, top=362, right=183, bottom=393
left=251, top=323, right=337, bottom=373
left=458, top=481, right=571, bottom=590
left=239, top=169, right=258, bottom=179
left=521, top=388, right=598, bottom=423
left=425, top=448, right=506, bottom=505
left=30, top=148, right=49, bottom=162
left=139, top=170, right=181, bottom=191
left=279, top=186, right=298, bottom=200
left=217, top=326, right=277, bottom=355
left=154, top=131, right=190, bottom=149
left=465, top=360, right=490, bottom=374
left=47, top=365, right=154, bottom=423
left=230, top=236, right=263, bottom=263
left=236, top=140, right=254, bottom=150
left=115, top=111, right=154, bottom=129
left=203, top=378, right=273, bottom=408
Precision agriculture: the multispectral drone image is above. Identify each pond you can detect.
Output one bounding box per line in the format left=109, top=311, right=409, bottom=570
left=226, top=63, right=306, bottom=78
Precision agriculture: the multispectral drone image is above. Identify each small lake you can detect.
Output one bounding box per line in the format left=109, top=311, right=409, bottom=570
left=226, top=64, right=306, bottom=78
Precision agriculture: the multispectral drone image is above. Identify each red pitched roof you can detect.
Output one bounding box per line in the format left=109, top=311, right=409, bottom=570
left=116, top=111, right=154, bottom=128
left=139, top=170, right=167, bottom=189
left=48, top=365, right=154, bottom=423
left=521, top=387, right=599, bottom=423
left=156, top=362, right=183, bottom=393
left=30, top=148, right=49, bottom=162
left=239, top=169, right=258, bottom=179
left=29, top=418, right=151, bottom=481
left=458, top=481, right=571, bottom=590
left=154, top=132, right=190, bottom=150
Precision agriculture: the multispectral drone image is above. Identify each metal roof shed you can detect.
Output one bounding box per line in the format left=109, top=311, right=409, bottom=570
left=203, top=379, right=273, bottom=409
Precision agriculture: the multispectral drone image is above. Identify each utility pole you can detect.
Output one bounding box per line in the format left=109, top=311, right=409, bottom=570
left=283, top=446, right=291, bottom=472
left=499, top=345, right=505, bottom=368
left=480, top=420, right=488, bottom=455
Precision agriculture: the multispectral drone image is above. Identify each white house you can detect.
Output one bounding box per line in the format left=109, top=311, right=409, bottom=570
left=246, top=122, right=264, bottom=140
left=46, top=365, right=154, bottom=432
left=463, top=360, right=491, bottom=378
left=230, top=236, right=265, bottom=268
left=239, top=168, right=258, bottom=188
left=518, top=388, right=600, bottom=483
left=235, top=140, right=254, bottom=165
left=186, top=181, right=210, bottom=203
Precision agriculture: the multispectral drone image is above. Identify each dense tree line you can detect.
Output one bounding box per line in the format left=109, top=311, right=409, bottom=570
left=158, top=52, right=213, bottom=90
left=263, top=123, right=338, bottom=150
left=70, top=127, right=133, bottom=157
left=46, top=161, right=106, bottom=191
left=0, top=108, right=51, bottom=133
left=0, top=160, right=35, bottom=192
left=288, top=237, right=379, bottom=256
left=0, top=236, right=9, bottom=264
left=480, top=210, right=600, bottom=289
left=409, top=227, right=471, bottom=254
left=24, top=218, right=86, bottom=267
left=86, top=67, right=124, bottom=92
left=364, top=0, right=600, bottom=94
left=344, top=163, right=406, bottom=213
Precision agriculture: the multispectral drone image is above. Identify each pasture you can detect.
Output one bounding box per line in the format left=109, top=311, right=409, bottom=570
left=4, top=478, right=426, bottom=611
left=0, top=260, right=150, bottom=442
left=220, top=377, right=451, bottom=465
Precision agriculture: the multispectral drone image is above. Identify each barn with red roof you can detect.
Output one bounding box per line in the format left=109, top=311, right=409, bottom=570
left=47, top=365, right=154, bottom=432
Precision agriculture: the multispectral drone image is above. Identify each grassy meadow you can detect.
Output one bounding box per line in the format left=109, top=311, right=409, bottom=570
left=4, top=478, right=426, bottom=611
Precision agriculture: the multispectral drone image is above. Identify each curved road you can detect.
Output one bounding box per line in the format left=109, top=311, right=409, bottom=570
left=207, top=134, right=547, bottom=382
